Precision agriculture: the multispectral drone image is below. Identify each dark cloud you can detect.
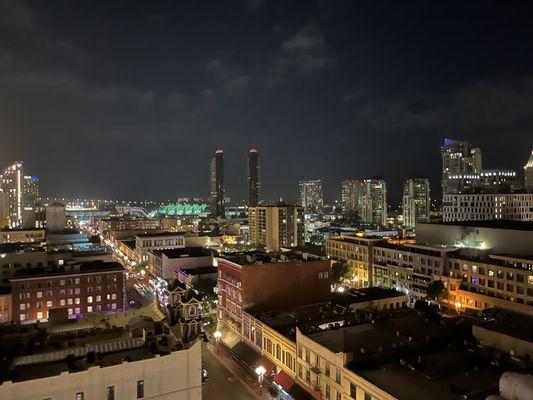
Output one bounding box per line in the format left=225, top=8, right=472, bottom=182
left=0, top=0, right=34, bottom=31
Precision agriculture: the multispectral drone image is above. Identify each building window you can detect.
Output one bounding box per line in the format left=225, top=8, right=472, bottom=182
left=47, top=300, right=53, bottom=307
left=76, top=393, right=84, bottom=400
left=364, top=392, right=372, bottom=400
left=137, top=380, right=144, bottom=398
left=106, top=386, right=115, bottom=400
left=87, top=306, right=93, bottom=312
left=87, top=296, right=93, bottom=303
left=350, top=382, right=357, bottom=398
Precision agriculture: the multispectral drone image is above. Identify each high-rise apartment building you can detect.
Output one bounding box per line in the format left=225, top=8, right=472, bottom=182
left=358, top=179, right=387, bottom=226
left=247, top=148, right=261, bottom=206
left=210, top=149, right=225, bottom=217
left=402, top=178, right=430, bottom=228
left=248, top=203, right=304, bottom=251
left=1, top=161, right=24, bottom=228
left=525, top=150, right=533, bottom=192
left=299, top=179, right=323, bottom=213
left=441, top=139, right=482, bottom=194
left=443, top=193, right=533, bottom=222
left=23, top=175, right=40, bottom=209
left=341, top=179, right=358, bottom=217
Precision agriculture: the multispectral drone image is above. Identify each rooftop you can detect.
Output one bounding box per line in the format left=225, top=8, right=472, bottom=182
left=155, top=247, right=212, bottom=259
left=421, top=220, right=533, bottom=231
left=10, top=261, right=124, bottom=280
left=248, top=287, right=405, bottom=341
left=135, top=231, right=185, bottom=238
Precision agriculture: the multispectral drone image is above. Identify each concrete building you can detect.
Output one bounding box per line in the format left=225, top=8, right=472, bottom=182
left=210, top=149, right=225, bottom=217
left=299, top=179, right=323, bottom=214
left=248, top=147, right=261, bottom=206
left=248, top=203, right=304, bottom=252
left=148, top=247, right=213, bottom=279
left=402, top=178, right=430, bottom=228
left=134, top=232, right=185, bottom=263
left=10, top=260, right=126, bottom=323
left=441, top=138, right=482, bottom=194
left=97, top=216, right=161, bottom=235
left=525, top=150, right=533, bottom=192
left=0, top=228, right=45, bottom=244
left=1, top=162, right=24, bottom=228
left=46, top=202, right=67, bottom=232
left=0, top=307, right=202, bottom=400
left=442, top=193, right=533, bottom=222
left=0, top=287, right=11, bottom=323
left=416, top=221, right=533, bottom=255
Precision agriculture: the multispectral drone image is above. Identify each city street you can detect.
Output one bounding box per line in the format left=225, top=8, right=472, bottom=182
left=202, top=343, right=257, bottom=400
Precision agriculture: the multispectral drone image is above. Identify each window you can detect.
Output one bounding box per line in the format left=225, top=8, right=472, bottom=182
left=137, top=380, right=144, bottom=398
left=350, top=382, right=357, bottom=397
left=364, top=392, right=372, bottom=400
left=87, top=296, right=93, bottom=303
left=37, top=291, right=43, bottom=298
left=37, top=312, right=43, bottom=319
left=106, top=386, right=115, bottom=400
left=87, top=306, right=93, bottom=312
left=47, top=300, right=53, bottom=307
left=76, top=393, right=84, bottom=400
left=60, top=299, right=66, bottom=306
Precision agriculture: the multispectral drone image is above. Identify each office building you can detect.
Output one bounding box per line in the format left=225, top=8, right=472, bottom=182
left=478, top=169, right=518, bottom=192
left=247, top=148, right=261, bottom=206
left=248, top=203, right=304, bottom=252
left=525, top=150, right=533, bottom=192
left=442, top=193, right=533, bottom=222
left=210, top=149, right=225, bottom=217
left=299, top=179, right=323, bottom=213
left=441, top=139, right=482, bottom=194
left=402, top=178, right=430, bottom=228
left=10, top=260, right=126, bottom=323
left=358, top=179, right=387, bottom=226
left=0, top=189, right=8, bottom=228
left=341, top=179, right=358, bottom=217
left=1, top=162, right=24, bottom=228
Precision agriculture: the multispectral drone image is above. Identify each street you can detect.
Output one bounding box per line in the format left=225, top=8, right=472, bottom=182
left=202, top=343, right=257, bottom=400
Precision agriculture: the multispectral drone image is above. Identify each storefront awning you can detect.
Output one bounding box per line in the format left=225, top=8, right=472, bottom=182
left=231, top=341, right=262, bottom=367
left=273, top=370, right=295, bottom=392
left=288, top=383, right=315, bottom=400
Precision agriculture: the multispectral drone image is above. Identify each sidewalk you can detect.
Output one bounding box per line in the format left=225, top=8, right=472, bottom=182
left=206, top=340, right=276, bottom=400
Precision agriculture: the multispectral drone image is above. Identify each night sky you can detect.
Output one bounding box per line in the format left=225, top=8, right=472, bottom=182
left=1, top=1, right=532, bottom=204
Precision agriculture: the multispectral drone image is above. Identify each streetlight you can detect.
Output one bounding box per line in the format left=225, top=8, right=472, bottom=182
left=213, top=330, right=222, bottom=354
left=255, top=365, right=266, bottom=398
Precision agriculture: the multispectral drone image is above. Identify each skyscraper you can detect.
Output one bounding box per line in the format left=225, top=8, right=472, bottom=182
left=1, top=161, right=24, bottom=228
left=441, top=138, right=482, bottom=194
left=210, top=149, right=225, bottom=217
left=358, top=179, right=387, bottom=226
left=299, top=179, right=323, bottom=213
left=23, top=175, right=40, bottom=209
left=524, top=150, right=533, bottom=192
left=402, top=178, right=430, bottom=228
left=247, top=148, right=261, bottom=206
left=341, top=179, right=358, bottom=217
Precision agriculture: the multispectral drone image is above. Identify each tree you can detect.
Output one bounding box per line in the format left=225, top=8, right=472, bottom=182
left=331, top=262, right=350, bottom=284
left=426, top=280, right=446, bottom=302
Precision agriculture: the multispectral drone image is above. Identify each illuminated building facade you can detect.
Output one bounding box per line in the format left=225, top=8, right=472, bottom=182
left=402, top=178, right=430, bottom=228
left=1, top=162, right=24, bottom=228
left=210, top=149, right=225, bottom=217
left=247, top=148, right=261, bottom=206
left=441, top=138, right=482, bottom=194
left=442, top=193, right=533, bottom=222
left=341, top=179, right=358, bottom=217
left=299, top=179, right=323, bottom=214
left=358, top=179, right=387, bottom=226
left=248, top=203, right=304, bottom=251
left=525, top=150, right=533, bottom=192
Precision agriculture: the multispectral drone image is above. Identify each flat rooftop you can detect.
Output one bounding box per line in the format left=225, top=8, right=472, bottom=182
left=177, top=266, right=217, bottom=276
left=421, top=220, right=533, bottom=231
left=0, top=316, right=192, bottom=385
left=135, top=231, right=184, bottom=238
left=248, top=287, right=405, bottom=341
left=10, top=261, right=124, bottom=280
left=156, top=247, right=212, bottom=258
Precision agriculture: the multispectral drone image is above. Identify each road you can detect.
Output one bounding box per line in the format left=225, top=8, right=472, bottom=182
left=202, top=343, right=257, bottom=400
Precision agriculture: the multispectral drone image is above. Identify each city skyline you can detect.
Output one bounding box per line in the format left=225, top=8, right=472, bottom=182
left=1, top=1, right=533, bottom=202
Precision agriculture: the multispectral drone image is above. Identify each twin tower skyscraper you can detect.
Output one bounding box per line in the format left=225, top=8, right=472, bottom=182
left=210, top=148, right=261, bottom=217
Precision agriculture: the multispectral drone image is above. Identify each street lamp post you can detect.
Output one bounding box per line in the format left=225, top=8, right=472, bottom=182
left=255, top=365, right=266, bottom=398
left=213, top=330, right=222, bottom=354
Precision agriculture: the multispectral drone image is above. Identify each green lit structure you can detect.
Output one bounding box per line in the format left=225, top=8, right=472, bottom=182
left=158, top=203, right=209, bottom=216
